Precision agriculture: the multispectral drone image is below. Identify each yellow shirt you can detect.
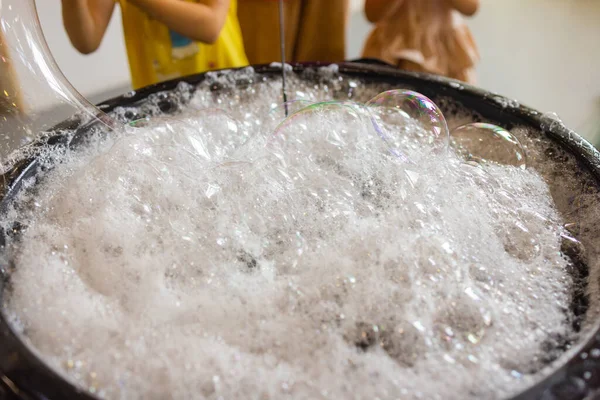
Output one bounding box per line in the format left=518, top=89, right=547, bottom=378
left=119, top=0, right=249, bottom=90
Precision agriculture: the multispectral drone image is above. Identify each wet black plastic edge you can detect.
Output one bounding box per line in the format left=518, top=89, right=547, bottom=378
left=0, top=61, right=597, bottom=400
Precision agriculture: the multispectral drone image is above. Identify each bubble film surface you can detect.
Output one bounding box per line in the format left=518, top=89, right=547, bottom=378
left=265, top=99, right=314, bottom=129
left=366, top=89, right=449, bottom=158
left=450, top=122, right=528, bottom=168
left=0, top=68, right=593, bottom=400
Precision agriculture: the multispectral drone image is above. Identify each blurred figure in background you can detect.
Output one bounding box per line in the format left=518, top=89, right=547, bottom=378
left=62, top=0, right=249, bottom=90
left=238, top=0, right=349, bottom=64
left=362, top=0, right=480, bottom=84
left=0, top=32, right=24, bottom=116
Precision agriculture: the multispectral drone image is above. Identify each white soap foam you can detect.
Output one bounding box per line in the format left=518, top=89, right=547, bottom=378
left=0, top=69, right=587, bottom=400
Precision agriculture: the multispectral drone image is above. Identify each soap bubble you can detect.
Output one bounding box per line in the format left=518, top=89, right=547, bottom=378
left=499, top=221, right=541, bottom=262
left=0, top=0, right=117, bottom=161
left=366, top=89, right=449, bottom=153
left=496, top=209, right=544, bottom=262
left=436, top=290, right=493, bottom=347
left=235, top=101, right=362, bottom=163
left=272, top=101, right=369, bottom=149
left=379, top=321, right=426, bottom=366
left=272, top=100, right=412, bottom=166
left=450, top=123, right=527, bottom=169
left=265, top=99, right=314, bottom=128
left=233, top=102, right=318, bottom=160
left=267, top=101, right=383, bottom=224
left=257, top=98, right=412, bottom=202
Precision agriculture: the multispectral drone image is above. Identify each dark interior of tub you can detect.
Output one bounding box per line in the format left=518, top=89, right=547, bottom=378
left=0, top=62, right=599, bottom=400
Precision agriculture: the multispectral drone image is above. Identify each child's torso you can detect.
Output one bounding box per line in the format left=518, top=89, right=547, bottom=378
left=363, top=0, right=479, bottom=80
left=119, top=0, right=248, bottom=89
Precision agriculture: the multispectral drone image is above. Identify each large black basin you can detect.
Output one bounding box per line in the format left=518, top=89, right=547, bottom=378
left=0, top=61, right=599, bottom=400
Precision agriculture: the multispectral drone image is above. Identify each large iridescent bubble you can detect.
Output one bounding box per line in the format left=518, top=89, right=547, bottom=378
left=366, top=89, right=449, bottom=154
left=271, top=101, right=371, bottom=150
left=450, top=123, right=527, bottom=169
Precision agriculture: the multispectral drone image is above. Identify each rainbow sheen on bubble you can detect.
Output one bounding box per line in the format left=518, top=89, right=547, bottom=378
left=261, top=99, right=316, bottom=132
left=366, top=89, right=449, bottom=153
left=272, top=101, right=366, bottom=144
left=450, top=123, right=527, bottom=169
left=269, top=99, right=315, bottom=119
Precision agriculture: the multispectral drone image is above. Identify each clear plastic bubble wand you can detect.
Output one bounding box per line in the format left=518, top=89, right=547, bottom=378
left=0, top=0, right=119, bottom=158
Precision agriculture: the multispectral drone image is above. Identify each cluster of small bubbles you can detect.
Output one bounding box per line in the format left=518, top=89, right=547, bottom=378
left=0, top=68, right=584, bottom=400
left=458, top=161, right=500, bottom=194
left=128, top=108, right=249, bottom=166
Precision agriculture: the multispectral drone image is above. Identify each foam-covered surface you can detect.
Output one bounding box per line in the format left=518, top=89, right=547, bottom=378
left=0, top=67, right=597, bottom=400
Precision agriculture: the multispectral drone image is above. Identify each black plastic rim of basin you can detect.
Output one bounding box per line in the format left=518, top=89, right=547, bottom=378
left=0, top=61, right=599, bottom=400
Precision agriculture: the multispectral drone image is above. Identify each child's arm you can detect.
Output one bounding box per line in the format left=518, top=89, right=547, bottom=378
left=364, top=0, right=404, bottom=24
left=447, top=0, right=479, bottom=16
left=127, top=0, right=230, bottom=44
left=61, top=0, right=116, bottom=54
